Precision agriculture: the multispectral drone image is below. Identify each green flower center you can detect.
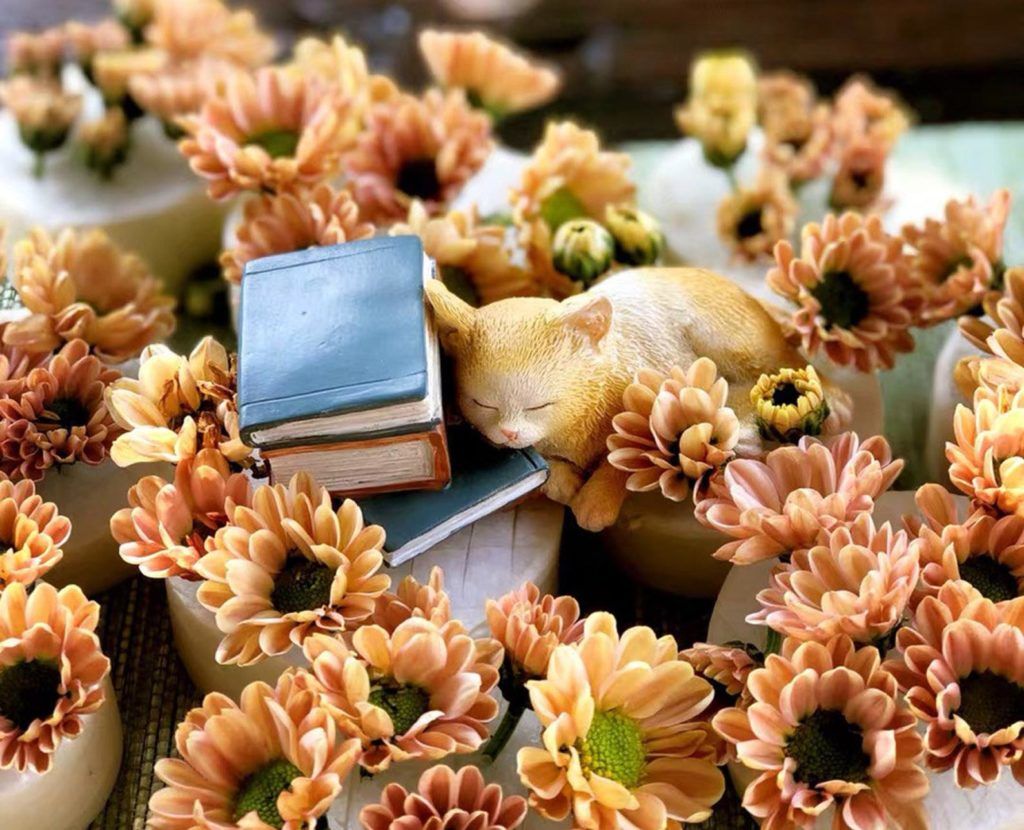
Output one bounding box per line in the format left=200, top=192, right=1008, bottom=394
left=810, top=270, right=871, bottom=331
left=396, top=158, right=442, bottom=202
left=233, top=758, right=304, bottom=828
left=955, top=671, right=1024, bottom=735
left=736, top=208, right=765, bottom=240
left=0, top=659, right=62, bottom=732
left=270, top=556, right=334, bottom=614
left=368, top=683, right=430, bottom=735
left=540, top=186, right=587, bottom=232
left=770, top=381, right=802, bottom=407
left=44, top=396, right=91, bottom=430
left=246, top=128, right=300, bottom=159
left=957, top=556, right=1020, bottom=603
left=786, top=708, right=869, bottom=787
left=576, top=709, right=647, bottom=789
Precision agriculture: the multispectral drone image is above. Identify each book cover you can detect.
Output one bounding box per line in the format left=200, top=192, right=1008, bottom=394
left=358, top=426, right=550, bottom=567
left=237, top=236, right=436, bottom=445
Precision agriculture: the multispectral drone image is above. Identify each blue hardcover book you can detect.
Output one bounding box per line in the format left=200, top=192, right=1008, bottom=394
left=237, top=236, right=442, bottom=450
left=359, top=426, right=550, bottom=566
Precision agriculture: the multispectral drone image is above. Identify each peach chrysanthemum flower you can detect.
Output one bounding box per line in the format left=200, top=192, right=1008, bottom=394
left=360, top=764, right=528, bottom=830
left=0, top=336, right=47, bottom=399
left=195, top=473, right=389, bottom=665
left=64, top=19, right=130, bottom=73
left=486, top=581, right=584, bottom=682
left=763, top=102, right=834, bottom=185
left=757, top=70, right=815, bottom=140
left=0, top=477, right=70, bottom=590
left=608, top=358, right=740, bottom=502
left=714, top=634, right=928, bottom=830
left=149, top=672, right=360, bottom=830
left=179, top=66, right=357, bottom=200
left=511, top=121, right=633, bottom=298
left=301, top=617, right=500, bottom=773
left=907, top=482, right=1024, bottom=604
left=830, top=135, right=888, bottom=212
left=4, top=227, right=175, bottom=363
left=0, top=582, right=109, bottom=774
left=960, top=266, right=1024, bottom=365
left=681, top=641, right=758, bottom=708
left=105, top=336, right=248, bottom=466
left=695, top=432, right=903, bottom=564
left=419, top=29, right=561, bottom=118
left=6, top=29, right=66, bottom=78
left=371, top=566, right=451, bottom=633
left=110, top=448, right=250, bottom=580
left=0, top=339, right=120, bottom=480
left=518, top=612, right=724, bottom=828
left=902, top=189, right=1011, bottom=325
left=91, top=47, right=168, bottom=113
left=716, top=168, right=797, bottom=261
left=0, top=76, right=81, bottom=163
left=884, top=581, right=1024, bottom=788
left=831, top=75, right=910, bottom=151
left=344, top=88, right=492, bottom=224
left=144, top=0, right=275, bottom=68
left=78, top=107, right=130, bottom=179
left=129, top=56, right=238, bottom=137
left=767, top=212, right=919, bottom=371
left=749, top=513, right=919, bottom=646
left=947, top=385, right=1024, bottom=517
left=221, top=183, right=374, bottom=286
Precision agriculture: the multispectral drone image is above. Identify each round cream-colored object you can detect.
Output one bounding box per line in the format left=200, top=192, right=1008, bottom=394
left=599, top=365, right=884, bottom=597
left=39, top=460, right=172, bottom=596
left=452, top=144, right=528, bottom=219
left=0, top=67, right=224, bottom=296
left=0, top=677, right=122, bottom=830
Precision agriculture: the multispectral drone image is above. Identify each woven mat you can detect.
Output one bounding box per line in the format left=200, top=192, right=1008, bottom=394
left=87, top=516, right=755, bottom=829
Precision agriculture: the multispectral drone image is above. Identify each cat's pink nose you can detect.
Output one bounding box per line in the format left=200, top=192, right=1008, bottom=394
left=500, top=427, right=519, bottom=442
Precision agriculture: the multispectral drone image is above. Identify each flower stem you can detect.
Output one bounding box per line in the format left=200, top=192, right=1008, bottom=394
left=481, top=696, right=527, bottom=763
left=724, top=164, right=739, bottom=192
left=32, top=152, right=45, bottom=179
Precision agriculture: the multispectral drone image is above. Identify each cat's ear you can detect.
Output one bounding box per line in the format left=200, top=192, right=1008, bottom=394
left=561, top=294, right=612, bottom=348
left=425, top=279, right=475, bottom=353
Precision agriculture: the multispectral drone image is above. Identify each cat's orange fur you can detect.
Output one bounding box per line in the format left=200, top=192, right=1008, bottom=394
left=426, top=267, right=849, bottom=530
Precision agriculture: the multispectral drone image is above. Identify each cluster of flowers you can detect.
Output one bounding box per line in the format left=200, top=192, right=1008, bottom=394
left=1, top=0, right=273, bottom=178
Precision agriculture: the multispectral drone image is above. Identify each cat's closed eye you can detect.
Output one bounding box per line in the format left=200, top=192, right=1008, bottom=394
left=471, top=398, right=499, bottom=411
left=525, top=401, right=557, bottom=412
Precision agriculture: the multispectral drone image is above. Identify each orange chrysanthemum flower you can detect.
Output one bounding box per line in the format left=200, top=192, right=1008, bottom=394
left=715, top=635, right=928, bottom=830
left=763, top=102, right=833, bottom=185
left=195, top=473, right=390, bottom=665
left=885, top=581, right=1024, bottom=788
left=767, top=212, right=919, bottom=371
left=749, top=513, right=919, bottom=646
left=0, top=476, right=70, bottom=590
left=129, top=56, right=238, bottom=135
left=371, top=565, right=451, bottom=633
left=110, top=448, right=250, bottom=580
left=716, top=168, right=798, bottom=261
left=830, top=135, right=888, bottom=212
left=831, top=75, right=910, bottom=152
left=518, top=612, right=724, bottom=828
left=0, top=339, right=120, bottom=480
left=302, top=618, right=500, bottom=773
left=344, top=88, right=493, bottom=224
left=360, top=764, right=528, bottom=830
left=4, top=227, right=175, bottom=363
left=5, top=29, right=66, bottom=78
left=960, top=266, right=1024, bottom=371
left=148, top=672, right=360, bottom=829
left=179, top=66, right=358, bottom=200
left=221, top=183, right=375, bottom=285
left=64, top=19, right=130, bottom=69
left=144, top=0, right=275, bottom=68
left=0, top=582, right=110, bottom=774
left=0, top=336, right=46, bottom=399
left=419, top=29, right=560, bottom=118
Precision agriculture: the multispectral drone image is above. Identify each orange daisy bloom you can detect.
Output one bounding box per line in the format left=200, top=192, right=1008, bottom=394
left=5, top=28, right=66, bottom=78
left=371, top=565, right=451, bottom=633
left=830, top=135, right=888, bottom=212
left=831, top=75, right=910, bottom=151
left=959, top=266, right=1024, bottom=367
left=144, top=0, right=275, bottom=68
left=716, top=168, right=798, bottom=261
left=0, top=477, right=71, bottom=590
left=129, top=56, right=239, bottom=137
left=714, top=635, right=928, bottom=830
left=763, top=102, right=833, bottom=185
left=0, top=582, right=110, bottom=774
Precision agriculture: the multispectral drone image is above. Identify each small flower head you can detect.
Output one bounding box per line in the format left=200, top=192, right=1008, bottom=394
left=6, top=29, right=66, bottom=79
left=757, top=70, right=816, bottom=142
left=676, top=50, right=758, bottom=167
left=64, top=19, right=130, bottom=74
left=763, top=101, right=834, bottom=185
left=91, top=47, right=167, bottom=116
left=0, top=477, right=71, bottom=590
left=832, top=75, right=910, bottom=151
left=0, top=76, right=81, bottom=159
left=78, top=107, right=131, bottom=179
left=113, top=0, right=155, bottom=41
left=716, top=167, right=798, bottom=261
left=371, top=566, right=451, bottom=633
left=551, top=218, right=615, bottom=286
left=144, top=0, right=275, bottom=68
left=751, top=364, right=831, bottom=443
left=128, top=56, right=236, bottom=137
left=830, top=135, right=888, bottom=211
left=603, top=204, right=664, bottom=266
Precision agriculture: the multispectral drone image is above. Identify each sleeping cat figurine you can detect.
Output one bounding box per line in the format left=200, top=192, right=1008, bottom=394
left=424, top=267, right=850, bottom=531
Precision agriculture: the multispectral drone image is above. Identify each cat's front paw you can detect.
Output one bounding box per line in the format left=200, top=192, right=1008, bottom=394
left=570, top=489, right=622, bottom=532
left=543, top=461, right=585, bottom=505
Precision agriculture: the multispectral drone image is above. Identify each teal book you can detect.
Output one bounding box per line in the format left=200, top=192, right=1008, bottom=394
left=237, top=236, right=441, bottom=450
left=359, top=427, right=550, bottom=566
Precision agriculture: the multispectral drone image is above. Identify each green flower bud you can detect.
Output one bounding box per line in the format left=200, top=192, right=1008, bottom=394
left=552, top=218, right=614, bottom=286
left=604, top=205, right=664, bottom=266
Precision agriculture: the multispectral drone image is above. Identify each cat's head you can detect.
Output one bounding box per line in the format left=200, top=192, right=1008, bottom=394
left=425, top=280, right=612, bottom=450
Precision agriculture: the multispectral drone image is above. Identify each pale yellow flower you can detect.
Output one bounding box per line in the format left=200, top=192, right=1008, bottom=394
left=750, top=364, right=831, bottom=442
left=676, top=50, right=758, bottom=167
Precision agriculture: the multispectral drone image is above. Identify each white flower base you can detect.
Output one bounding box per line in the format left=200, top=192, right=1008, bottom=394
left=452, top=144, right=528, bottom=219
left=167, top=499, right=565, bottom=697
left=599, top=365, right=884, bottom=597
left=0, top=66, right=225, bottom=296
left=0, top=677, right=122, bottom=830
left=39, top=460, right=172, bottom=596
left=924, top=328, right=980, bottom=486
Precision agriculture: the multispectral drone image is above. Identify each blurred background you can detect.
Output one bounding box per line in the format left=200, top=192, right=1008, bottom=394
left=5, top=0, right=1024, bottom=146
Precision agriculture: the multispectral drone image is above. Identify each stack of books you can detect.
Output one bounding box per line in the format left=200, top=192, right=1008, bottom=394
left=237, top=236, right=549, bottom=566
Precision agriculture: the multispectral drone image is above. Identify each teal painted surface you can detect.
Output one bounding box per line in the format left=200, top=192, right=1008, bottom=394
left=624, top=125, right=1024, bottom=486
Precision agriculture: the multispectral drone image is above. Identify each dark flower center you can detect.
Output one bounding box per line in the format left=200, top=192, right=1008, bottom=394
left=736, top=208, right=765, bottom=240
left=810, top=270, right=871, bottom=331
left=0, top=659, right=62, bottom=732
left=576, top=709, right=647, bottom=789
left=782, top=134, right=808, bottom=153
left=955, top=671, right=1024, bottom=735
left=940, top=254, right=974, bottom=282
left=270, top=556, right=334, bottom=614
left=368, top=682, right=430, bottom=735
left=246, top=128, right=300, bottom=159
left=850, top=169, right=871, bottom=190
left=771, top=381, right=802, bottom=407
left=957, top=556, right=1020, bottom=603
left=786, top=708, right=869, bottom=787
left=233, top=758, right=304, bottom=827
left=396, top=157, right=442, bottom=201
left=44, top=396, right=91, bottom=430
